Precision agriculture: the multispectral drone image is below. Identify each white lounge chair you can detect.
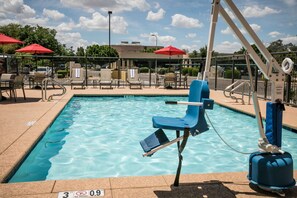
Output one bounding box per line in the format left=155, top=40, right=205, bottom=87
left=99, top=69, right=113, bottom=89
left=127, top=68, right=142, bottom=89
left=70, top=68, right=85, bottom=89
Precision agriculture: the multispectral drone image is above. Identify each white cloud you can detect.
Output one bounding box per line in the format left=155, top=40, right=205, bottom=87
left=225, top=8, right=235, bottom=19
left=22, top=17, right=49, bottom=26
left=56, top=22, right=78, bottom=32
left=0, top=0, right=36, bottom=18
left=43, top=9, right=65, bottom=20
left=221, top=27, right=233, bottom=35
left=171, top=14, right=203, bottom=28
left=146, top=8, right=165, bottom=21
left=79, top=12, right=128, bottom=34
left=282, top=0, right=297, bottom=6
left=140, top=33, right=175, bottom=45
left=250, top=24, right=261, bottom=32
left=281, top=36, right=297, bottom=45
left=214, top=41, right=242, bottom=53
left=158, top=35, right=176, bottom=45
left=221, top=24, right=261, bottom=35
left=185, top=33, right=197, bottom=39
left=60, top=0, right=150, bottom=13
left=56, top=32, right=90, bottom=50
left=181, top=44, right=198, bottom=52
left=268, top=31, right=281, bottom=38
left=242, top=5, right=280, bottom=18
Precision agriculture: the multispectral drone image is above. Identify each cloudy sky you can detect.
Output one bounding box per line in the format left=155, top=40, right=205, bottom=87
left=1, top=0, right=296, bottom=53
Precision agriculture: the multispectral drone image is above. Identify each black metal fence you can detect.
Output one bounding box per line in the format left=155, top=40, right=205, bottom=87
left=1, top=51, right=296, bottom=106
left=206, top=51, right=297, bottom=106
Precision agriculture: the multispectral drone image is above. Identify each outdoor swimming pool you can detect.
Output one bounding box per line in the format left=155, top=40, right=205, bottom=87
left=8, top=96, right=297, bottom=183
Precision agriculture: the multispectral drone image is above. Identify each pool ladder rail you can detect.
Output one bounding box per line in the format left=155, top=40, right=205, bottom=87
left=41, top=77, right=66, bottom=102
left=223, top=80, right=251, bottom=105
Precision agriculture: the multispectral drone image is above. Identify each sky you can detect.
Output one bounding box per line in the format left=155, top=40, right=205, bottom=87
left=0, top=0, right=297, bottom=53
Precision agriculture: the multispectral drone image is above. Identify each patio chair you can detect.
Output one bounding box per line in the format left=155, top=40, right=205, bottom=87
left=99, top=69, right=113, bottom=89
left=11, top=75, right=26, bottom=102
left=33, top=73, right=46, bottom=88
left=164, top=73, right=177, bottom=89
left=127, top=68, right=142, bottom=89
left=0, top=74, right=16, bottom=100
left=70, top=68, right=85, bottom=89
left=140, top=80, right=214, bottom=186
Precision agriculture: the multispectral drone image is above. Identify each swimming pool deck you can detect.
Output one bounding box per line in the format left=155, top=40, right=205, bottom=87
left=0, top=86, right=296, bottom=197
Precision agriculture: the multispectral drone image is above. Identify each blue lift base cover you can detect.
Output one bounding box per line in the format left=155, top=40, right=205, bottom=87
left=265, top=102, right=285, bottom=147
left=248, top=151, right=296, bottom=189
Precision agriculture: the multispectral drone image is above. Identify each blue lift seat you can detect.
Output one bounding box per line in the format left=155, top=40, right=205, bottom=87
left=152, top=80, right=212, bottom=136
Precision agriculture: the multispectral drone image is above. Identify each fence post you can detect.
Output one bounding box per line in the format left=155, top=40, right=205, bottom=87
left=215, top=57, right=217, bottom=91
left=232, top=58, right=235, bottom=84
left=84, top=57, right=88, bottom=87
left=264, top=79, right=268, bottom=100
left=149, top=60, right=152, bottom=87
left=286, top=75, right=291, bottom=104
left=254, top=65, right=258, bottom=92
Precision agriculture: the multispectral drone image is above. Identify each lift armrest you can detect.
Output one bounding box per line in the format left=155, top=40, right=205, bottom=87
left=165, top=99, right=214, bottom=110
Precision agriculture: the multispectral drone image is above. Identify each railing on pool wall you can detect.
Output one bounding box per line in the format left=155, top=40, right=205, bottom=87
left=41, top=78, right=66, bottom=102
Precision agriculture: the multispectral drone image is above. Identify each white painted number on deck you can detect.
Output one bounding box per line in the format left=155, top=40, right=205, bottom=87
left=58, top=189, right=104, bottom=198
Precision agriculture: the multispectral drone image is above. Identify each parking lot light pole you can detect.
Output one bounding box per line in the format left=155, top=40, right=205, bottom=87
left=108, top=11, right=112, bottom=69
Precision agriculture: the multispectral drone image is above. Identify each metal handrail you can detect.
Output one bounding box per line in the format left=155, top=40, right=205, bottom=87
left=41, top=78, right=66, bottom=101
left=223, top=80, right=251, bottom=104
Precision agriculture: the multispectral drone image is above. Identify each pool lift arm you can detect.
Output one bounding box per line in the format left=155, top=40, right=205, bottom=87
left=204, top=0, right=295, bottom=191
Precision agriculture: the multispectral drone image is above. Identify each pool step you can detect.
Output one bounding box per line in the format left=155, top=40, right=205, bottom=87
left=140, top=129, right=169, bottom=157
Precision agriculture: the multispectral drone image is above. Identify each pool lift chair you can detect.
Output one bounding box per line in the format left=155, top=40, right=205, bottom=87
left=203, top=0, right=295, bottom=194
left=141, top=0, right=295, bottom=193
left=140, top=80, right=214, bottom=186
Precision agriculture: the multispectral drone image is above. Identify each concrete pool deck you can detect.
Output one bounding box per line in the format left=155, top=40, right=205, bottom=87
left=0, top=85, right=296, bottom=197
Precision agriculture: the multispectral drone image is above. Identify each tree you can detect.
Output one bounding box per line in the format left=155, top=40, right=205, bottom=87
left=199, top=45, right=207, bottom=57
left=76, top=47, right=85, bottom=56
left=189, top=50, right=199, bottom=58
left=234, top=46, right=246, bottom=54
left=0, top=23, right=70, bottom=55
left=86, top=44, right=119, bottom=65
left=86, top=44, right=118, bottom=57
left=267, top=39, right=286, bottom=52
left=234, top=44, right=260, bottom=54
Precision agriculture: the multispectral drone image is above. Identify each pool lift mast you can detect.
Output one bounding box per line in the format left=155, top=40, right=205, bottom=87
left=204, top=0, right=295, bottom=192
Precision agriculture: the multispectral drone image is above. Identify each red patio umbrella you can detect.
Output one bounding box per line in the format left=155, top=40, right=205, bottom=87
left=0, top=33, right=24, bottom=44
left=154, top=45, right=186, bottom=56
left=16, top=43, right=53, bottom=54
left=155, top=45, right=186, bottom=87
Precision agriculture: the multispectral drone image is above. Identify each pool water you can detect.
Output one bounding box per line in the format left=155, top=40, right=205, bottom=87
left=8, top=96, right=297, bottom=182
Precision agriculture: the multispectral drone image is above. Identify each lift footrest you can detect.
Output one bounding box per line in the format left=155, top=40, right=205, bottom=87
left=140, top=129, right=169, bottom=153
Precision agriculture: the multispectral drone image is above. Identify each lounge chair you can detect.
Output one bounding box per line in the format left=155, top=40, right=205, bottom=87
left=127, top=68, right=142, bottom=89
left=70, top=68, right=85, bottom=89
left=140, top=80, right=214, bottom=186
left=99, top=69, right=113, bottom=89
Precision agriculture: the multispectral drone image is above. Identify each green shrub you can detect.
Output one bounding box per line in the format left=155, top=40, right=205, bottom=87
left=182, top=67, right=189, bottom=75
left=158, top=68, right=169, bottom=75
left=57, top=70, right=68, bottom=78
left=224, top=69, right=241, bottom=79
left=139, top=67, right=149, bottom=73
left=191, top=67, right=199, bottom=76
